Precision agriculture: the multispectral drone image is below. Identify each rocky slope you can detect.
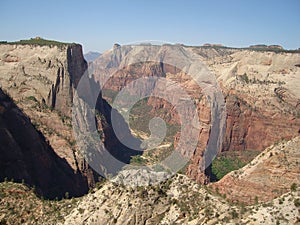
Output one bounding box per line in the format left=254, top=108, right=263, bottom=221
left=211, top=136, right=300, bottom=205
left=63, top=173, right=299, bottom=225
left=200, top=48, right=300, bottom=152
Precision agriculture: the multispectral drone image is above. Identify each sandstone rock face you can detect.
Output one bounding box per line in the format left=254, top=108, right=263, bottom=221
left=211, top=137, right=300, bottom=204
left=0, top=43, right=97, bottom=195
left=0, top=44, right=87, bottom=117
left=190, top=48, right=300, bottom=182
left=1, top=42, right=298, bottom=191
left=0, top=88, right=88, bottom=199
left=203, top=49, right=300, bottom=152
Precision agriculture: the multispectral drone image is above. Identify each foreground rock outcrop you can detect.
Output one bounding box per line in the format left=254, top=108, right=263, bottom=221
left=62, top=173, right=300, bottom=225
left=1, top=141, right=299, bottom=224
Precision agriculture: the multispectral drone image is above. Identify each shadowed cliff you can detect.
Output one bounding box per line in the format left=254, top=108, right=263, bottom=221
left=0, top=88, right=88, bottom=199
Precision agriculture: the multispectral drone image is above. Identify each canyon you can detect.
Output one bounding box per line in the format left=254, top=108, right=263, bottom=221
left=92, top=44, right=300, bottom=183
left=0, top=40, right=299, bottom=224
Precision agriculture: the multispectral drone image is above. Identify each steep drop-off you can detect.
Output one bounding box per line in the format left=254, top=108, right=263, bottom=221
left=0, top=88, right=88, bottom=199
left=0, top=42, right=97, bottom=196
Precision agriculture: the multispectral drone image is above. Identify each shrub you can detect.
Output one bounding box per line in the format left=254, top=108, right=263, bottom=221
left=78, top=208, right=84, bottom=214
left=26, top=96, right=38, bottom=102
left=255, top=196, right=259, bottom=204
left=231, top=210, right=238, bottom=219
left=1, top=37, right=75, bottom=46
left=240, top=73, right=249, bottom=83
left=130, top=155, right=147, bottom=165
left=294, top=198, right=300, bottom=207
left=290, top=183, right=297, bottom=192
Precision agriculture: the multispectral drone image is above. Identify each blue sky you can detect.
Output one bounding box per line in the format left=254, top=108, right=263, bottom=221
left=0, top=0, right=299, bottom=53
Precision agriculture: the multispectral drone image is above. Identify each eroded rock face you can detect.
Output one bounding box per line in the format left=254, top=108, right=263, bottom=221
left=0, top=43, right=97, bottom=195
left=222, top=93, right=300, bottom=151
left=0, top=44, right=87, bottom=117
left=208, top=49, right=300, bottom=153
left=0, top=88, right=88, bottom=199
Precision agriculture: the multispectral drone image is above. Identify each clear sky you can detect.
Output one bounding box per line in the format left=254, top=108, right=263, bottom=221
left=0, top=0, right=299, bottom=53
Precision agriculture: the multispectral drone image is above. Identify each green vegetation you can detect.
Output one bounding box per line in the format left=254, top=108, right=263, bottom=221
left=26, top=95, right=38, bottom=102
left=0, top=181, right=79, bottom=224
left=186, top=43, right=300, bottom=53
left=130, top=155, right=148, bottom=165
left=197, top=45, right=300, bottom=53
left=211, top=150, right=260, bottom=181
left=294, top=198, right=300, bottom=207
left=290, top=183, right=297, bottom=192
left=238, top=73, right=285, bottom=85
left=212, top=156, right=246, bottom=180
left=128, top=97, right=180, bottom=140
left=0, top=37, right=75, bottom=46
left=240, top=73, right=249, bottom=83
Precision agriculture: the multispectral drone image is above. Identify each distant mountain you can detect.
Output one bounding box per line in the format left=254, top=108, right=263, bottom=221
left=84, top=51, right=101, bottom=62
left=249, top=44, right=283, bottom=50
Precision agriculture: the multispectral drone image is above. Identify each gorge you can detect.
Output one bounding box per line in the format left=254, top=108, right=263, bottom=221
left=0, top=39, right=299, bottom=224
